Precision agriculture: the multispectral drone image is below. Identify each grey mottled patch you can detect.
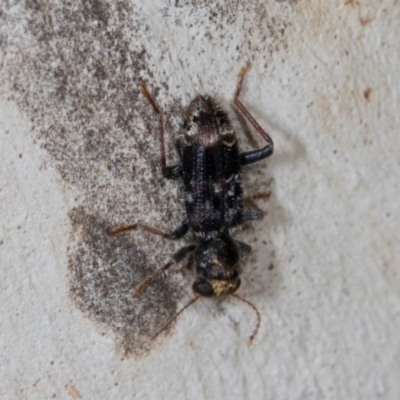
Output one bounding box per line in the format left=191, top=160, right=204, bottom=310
left=0, top=0, right=295, bottom=355
left=69, top=207, right=181, bottom=355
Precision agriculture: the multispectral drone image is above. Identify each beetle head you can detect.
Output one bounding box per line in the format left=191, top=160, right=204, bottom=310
left=192, top=234, right=241, bottom=297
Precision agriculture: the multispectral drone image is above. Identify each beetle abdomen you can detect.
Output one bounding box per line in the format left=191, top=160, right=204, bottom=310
left=182, top=141, right=244, bottom=234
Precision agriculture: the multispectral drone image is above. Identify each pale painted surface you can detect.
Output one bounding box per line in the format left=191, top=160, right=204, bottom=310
left=1, top=1, right=399, bottom=399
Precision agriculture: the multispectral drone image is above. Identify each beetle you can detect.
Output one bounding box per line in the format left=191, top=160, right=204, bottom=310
left=110, top=65, right=274, bottom=345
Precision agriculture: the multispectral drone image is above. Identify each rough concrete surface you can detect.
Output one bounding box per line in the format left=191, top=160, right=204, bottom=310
left=0, top=0, right=399, bottom=399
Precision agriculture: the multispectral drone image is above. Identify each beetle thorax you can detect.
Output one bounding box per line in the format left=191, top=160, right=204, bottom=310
left=183, top=95, right=236, bottom=148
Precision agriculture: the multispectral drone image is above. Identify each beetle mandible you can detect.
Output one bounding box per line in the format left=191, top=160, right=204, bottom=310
left=110, top=65, right=274, bottom=346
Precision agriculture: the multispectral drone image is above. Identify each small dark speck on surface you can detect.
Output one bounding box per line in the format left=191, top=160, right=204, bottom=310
left=363, top=88, right=372, bottom=102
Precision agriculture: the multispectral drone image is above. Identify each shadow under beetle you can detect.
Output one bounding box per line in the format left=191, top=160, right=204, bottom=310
left=110, top=65, right=274, bottom=346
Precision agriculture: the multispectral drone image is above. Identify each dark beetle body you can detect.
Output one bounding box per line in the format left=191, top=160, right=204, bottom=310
left=167, top=91, right=272, bottom=298
left=111, top=66, right=273, bottom=310
left=182, top=96, right=244, bottom=235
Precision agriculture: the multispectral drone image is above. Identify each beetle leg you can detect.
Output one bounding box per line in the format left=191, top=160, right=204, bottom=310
left=243, top=196, right=264, bottom=221
left=132, top=244, right=196, bottom=298
left=243, top=195, right=264, bottom=211
left=109, top=220, right=189, bottom=240
left=234, top=65, right=274, bottom=166
left=173, top=245, right=197, bottom=262
left=244, top=210, right=264, bottom=221
left=235, top=240, right=252, bottom=254
left=240, top=147, right=273, bottom=166
left=248, top=191, right=271, bottom=200
left=139, top=83, right=182, bottom=179
left=132, top=259, right=175, bottom=298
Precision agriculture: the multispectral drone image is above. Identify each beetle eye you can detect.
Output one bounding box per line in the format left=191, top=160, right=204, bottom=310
left=192, top=281, right=214, bottom=297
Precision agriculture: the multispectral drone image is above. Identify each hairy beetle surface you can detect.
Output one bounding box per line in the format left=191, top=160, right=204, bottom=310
left=110, top=65, right=274, bottom=345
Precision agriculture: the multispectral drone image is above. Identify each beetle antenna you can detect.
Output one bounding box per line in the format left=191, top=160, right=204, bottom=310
left=151, top=294, right=200, bottom=341
left=232, top=293, right=261, bottom=346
